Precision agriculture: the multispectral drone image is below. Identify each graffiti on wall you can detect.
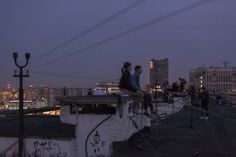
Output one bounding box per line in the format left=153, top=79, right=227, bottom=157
left=27, top=141, right=67, bottom=157
left=90, top=130, right=106, bottom=157
left=1, top=140, right=68, bottom=157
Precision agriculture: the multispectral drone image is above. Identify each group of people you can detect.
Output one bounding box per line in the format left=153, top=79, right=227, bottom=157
left=119, top=62, right=154, bottom=115
left=117, top=61, right=210, bottom=120
left=118, top=61, right=212, bottom=151
left=119, top=62, right=154, bottom=151
left=170, top=78, right=187, bottom=92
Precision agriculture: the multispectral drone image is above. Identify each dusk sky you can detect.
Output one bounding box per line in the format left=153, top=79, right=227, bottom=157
left=0, top=0, right=236, bottom=88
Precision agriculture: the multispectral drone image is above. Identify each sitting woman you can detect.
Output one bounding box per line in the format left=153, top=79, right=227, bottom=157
left=119, top=62, right=143, bottom=113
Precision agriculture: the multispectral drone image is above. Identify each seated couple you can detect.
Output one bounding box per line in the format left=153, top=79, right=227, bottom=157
left=119, top=62, right=154, bottom=115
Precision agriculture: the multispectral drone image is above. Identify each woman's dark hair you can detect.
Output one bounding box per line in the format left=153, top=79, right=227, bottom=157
left=121, top=62, right=131, bottom=74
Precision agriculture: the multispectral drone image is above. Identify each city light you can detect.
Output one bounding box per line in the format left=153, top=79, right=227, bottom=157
left=149, top=61, right=153, bottom=69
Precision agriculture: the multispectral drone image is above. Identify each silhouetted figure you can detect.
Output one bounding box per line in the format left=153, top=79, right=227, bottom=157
left=171, top=82, right=179, bottom=92
left=162, top=80, right=169, bottom=102
left=198, top=87, right=209, bottom=119
left=87, top=88, right=93, bottom=96
left=188, top=85, right=196, bottom=106
left=143, top=85, right=154, bottom=115
left=179, top=77, right=186, bottom=92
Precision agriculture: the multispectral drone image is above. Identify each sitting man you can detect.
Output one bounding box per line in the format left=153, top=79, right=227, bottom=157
left=119, top=62, right=143, bottom=114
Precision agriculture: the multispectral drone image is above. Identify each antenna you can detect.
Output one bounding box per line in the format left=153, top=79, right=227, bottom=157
left=222, top=61, right=229, bottom=68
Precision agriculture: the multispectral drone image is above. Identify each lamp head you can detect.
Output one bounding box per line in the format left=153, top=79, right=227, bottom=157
left=25, top=53, right=30, bottom=59
left=13, top=52, right=18, bottom=59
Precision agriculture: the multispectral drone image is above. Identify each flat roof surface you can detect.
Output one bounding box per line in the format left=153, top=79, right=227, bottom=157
left=0, top=116, right=75, bottom=139
left=113, top=102, right=236, bottom=157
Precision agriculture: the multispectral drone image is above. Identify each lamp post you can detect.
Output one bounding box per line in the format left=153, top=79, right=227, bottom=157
left=13, top=52, right=30, bottom=157
left=155, top=80, right=158, bottom=102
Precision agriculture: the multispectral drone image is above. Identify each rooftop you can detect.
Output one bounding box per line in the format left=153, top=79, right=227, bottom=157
left=113, top=102, right=236, bottom=157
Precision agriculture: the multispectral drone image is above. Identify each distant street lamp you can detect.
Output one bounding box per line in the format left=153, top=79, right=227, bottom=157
left=155, top=80, right=158, bottom=102
left=13, top=52, right=30, bottom=157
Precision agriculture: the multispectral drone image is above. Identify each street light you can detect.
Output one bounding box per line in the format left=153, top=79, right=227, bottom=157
left=25, top=53, right=30, bottom=59
left=13, top=52, right=18, bottom=59
left=13, top=52, right=30, bottom=157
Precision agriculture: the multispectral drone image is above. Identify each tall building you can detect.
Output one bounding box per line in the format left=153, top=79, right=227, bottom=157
left=189, top=66, right=236, bottom=94
left=149, top=58, right=169, bottom=89
left=189, top=67, right=205, bottom=90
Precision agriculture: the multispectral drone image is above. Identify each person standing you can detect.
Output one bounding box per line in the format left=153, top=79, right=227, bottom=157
left=163, top=79, right=169, bottom=102
left=188, top=85, right=196, bottom=106
left=199, top=87, right=209, bottom=119
left=87, top=88, right=93, bottom=96
left=179, top=77, right=186, bottom=92
left=143, top=85, right=154, bottom=115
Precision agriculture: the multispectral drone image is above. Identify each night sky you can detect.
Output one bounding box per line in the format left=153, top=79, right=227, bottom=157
left=1, top=0, right=236, bottom=88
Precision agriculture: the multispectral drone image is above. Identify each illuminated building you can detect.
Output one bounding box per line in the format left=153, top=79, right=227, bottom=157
left=189, top=67, right=236, bottom=94
left=95, top=81, right=119, bottom=94
left=149, top=58, right=169, bottom=90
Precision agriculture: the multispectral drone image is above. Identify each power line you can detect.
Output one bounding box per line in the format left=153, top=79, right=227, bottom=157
left=31, top=0, right=214, bottom=70
left=31, top=0, right=148, bottom=64
left=31, top=71, right=119, bottom=81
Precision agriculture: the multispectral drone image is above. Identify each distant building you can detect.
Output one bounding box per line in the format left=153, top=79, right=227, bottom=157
left=189, top=66, right=236, bottom=94
left=95, top=81, right=119, bottom=94
left=25, top=85, right=49, bottom=102
left=48, top=87, right=87, bottom=106
left=24, top=85, right=49, bottom=108
left=0, top=84, right=18, bottom=101
left=6, top=100, right=33, bottom=110
left=189, top=67, right=205, bottom=90
left=0, top=84, right=88, bottom=109
left=149, top=58, right=169, bottom=90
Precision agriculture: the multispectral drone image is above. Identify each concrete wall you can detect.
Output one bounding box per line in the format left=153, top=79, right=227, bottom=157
left=60, top=100, right=151, bottom=157
left=0, top=137, right=75, bottom=157
left=0, top=137, right=17, bottom=157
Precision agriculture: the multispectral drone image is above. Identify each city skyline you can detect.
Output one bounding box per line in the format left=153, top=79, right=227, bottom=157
left=1, top=0, right=236, bottom=88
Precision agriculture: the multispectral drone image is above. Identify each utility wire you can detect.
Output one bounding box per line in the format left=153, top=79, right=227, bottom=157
left=31, top=0, right=148, bottom=64
left=30, top=0, right=214, bottom=70
left=31, top=71, right=119, bottom=81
